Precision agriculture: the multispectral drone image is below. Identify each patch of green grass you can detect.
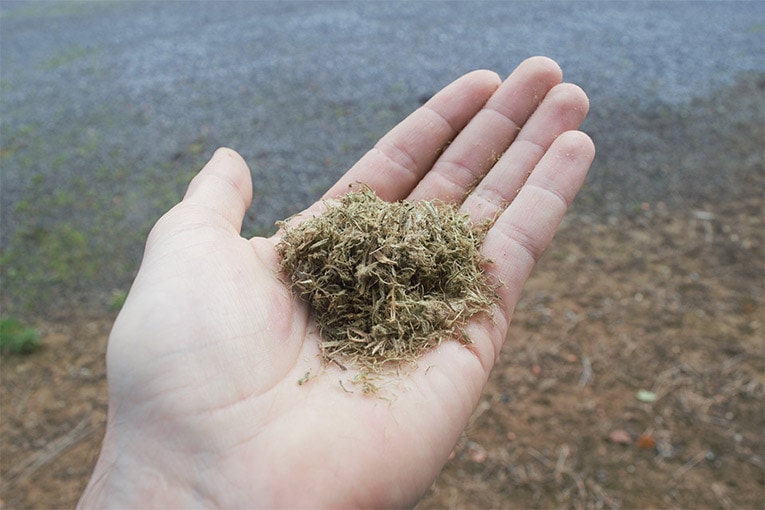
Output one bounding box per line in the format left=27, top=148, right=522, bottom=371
left=1, top=221, right=96, bottom=310
left=1, top=0, right=115, bottom=19
left=0, top=122, right=39, bottom=158
left=0, top=317, right=41, bottom=355
left=1, top=132, right=219, bottom=315
left=39, top=45, right=98, bottom=71
left=108, top=289, right=128, bottom=312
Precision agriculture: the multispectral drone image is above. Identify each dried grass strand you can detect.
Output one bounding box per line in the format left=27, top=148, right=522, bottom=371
left=277, top=187, right=495, bottom=376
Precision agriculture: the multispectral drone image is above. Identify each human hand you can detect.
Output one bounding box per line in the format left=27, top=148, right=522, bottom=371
left=79, top=56, right=594, bottom=509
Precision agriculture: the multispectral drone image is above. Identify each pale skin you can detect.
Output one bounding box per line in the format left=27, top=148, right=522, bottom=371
left=79, top=57, right=595, bottom=509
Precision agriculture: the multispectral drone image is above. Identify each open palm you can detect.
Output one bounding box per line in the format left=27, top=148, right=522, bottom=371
left=80, top=57, right=594, bottom=509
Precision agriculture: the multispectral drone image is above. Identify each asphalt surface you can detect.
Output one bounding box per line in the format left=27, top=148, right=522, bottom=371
left=1, top=0, right=763, bottom=310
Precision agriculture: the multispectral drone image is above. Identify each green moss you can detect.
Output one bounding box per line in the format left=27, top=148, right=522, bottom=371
left=0, top=317, right=40, bottom=355
left=1, top=222, right=95, bottom=310
left=1, top=0, right=115, bottom=19
left=39, top=45, right=98, bottom=71
left=108, top=289, right=128, bottom=312
left=0, top=132, right=218, bottom=314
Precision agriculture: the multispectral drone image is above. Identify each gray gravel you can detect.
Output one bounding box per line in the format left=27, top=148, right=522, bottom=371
left=1, top=0, right=763, bottom=310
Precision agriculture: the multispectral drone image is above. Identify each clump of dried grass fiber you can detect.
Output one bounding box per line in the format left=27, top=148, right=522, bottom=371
left=277, top=186, right=495, bottom=385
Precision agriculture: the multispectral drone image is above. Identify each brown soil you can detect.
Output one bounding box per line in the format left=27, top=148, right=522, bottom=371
left=1, top=193, right=762, bottom=509
left=2, top=72, right=764, bottom=510
left=417, top=197, right=764, bottom=509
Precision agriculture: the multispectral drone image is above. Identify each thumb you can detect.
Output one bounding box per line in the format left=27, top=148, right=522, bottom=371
left=180, top=147, right=253, bottom=233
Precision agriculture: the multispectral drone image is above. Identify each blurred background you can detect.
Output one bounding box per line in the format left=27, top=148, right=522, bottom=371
left=1, top=1, right=763, bottom=508
left=1, top=0, right=761, bottom=313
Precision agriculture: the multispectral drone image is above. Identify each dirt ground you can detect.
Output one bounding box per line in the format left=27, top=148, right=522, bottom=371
left=1, top=190, right=762, bottom=508
left=2, top=71, right=764, bottom=509
left=417, top=197, right=764, bottom=509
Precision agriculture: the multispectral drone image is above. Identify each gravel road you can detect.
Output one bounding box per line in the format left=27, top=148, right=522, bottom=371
left=1, top=0, right=763, bottom=311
